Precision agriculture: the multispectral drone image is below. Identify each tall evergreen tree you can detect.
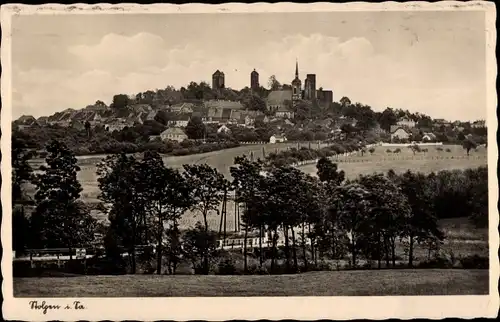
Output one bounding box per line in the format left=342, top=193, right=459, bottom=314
left=31, top=140, right=96, bottom=251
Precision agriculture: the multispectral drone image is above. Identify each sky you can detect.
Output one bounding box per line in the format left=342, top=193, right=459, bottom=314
left=11, top=11, right=487, bottom=121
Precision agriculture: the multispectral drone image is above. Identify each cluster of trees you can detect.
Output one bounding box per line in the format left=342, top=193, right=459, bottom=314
left=110, top=82, right=271, bottom=113
left=13, top=137, right=488, bottom=275
left=13, top=140, right=97, bottom=255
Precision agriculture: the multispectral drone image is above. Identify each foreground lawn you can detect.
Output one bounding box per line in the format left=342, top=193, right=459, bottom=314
left=14, top=269, right=488, bottom=297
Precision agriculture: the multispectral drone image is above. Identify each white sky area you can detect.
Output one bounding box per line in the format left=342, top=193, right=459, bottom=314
left=11, top=11, right=486, bottom=121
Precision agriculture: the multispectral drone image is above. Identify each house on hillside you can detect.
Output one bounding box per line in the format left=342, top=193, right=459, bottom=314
left=275, top=106, right=295, bottom=119
left=217, top=124, right=231, bottom=134
left=422, top=132, right=437, bottom=142
left=70, top=120, right=86, bottom=131
left=170, top=103, right=194, bottom=114
left=471, top=120, right=486, bottom=128
left=269, top=134, right=287, bottom=144
left=204, top=100, right=244, bottom=110
left=390, top=125, right=410, bottom=141
left=105, top=123, right=127, bottom=132
left=204, top=107, right=234, bottom=124
left=15, top=115, right=39, bottom=130
left=160, top=127, right=188, bottom=142
left=167, top=114, right=191, bottom=127
left=37, top=116, right=48, bottom=126
left=434, top=119, right=452, bottom=128
left=396, top=117, right=416, bottom=128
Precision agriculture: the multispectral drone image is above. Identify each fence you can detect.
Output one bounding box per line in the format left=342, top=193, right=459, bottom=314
left=239, top=140, right=328, bottom=145
left=381, top=142, right=444, bottom=147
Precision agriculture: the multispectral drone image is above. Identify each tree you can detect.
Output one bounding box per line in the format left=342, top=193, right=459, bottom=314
left=378, top=108, right=398, bottom=132
left=85, top=121, right=91, bottom=139
left=316, top=157, right=345, bottom=185
left=183, top=164, right=226, bottom=274
left=369, top=147, right=375, bottom=155
left=185, top=116, right=206, bottom=140
left=408, top=143, right=421, bottom=155
left=243, top=94, right=267, bottom=113
left=13, top=207, right=30, bottom=253
left=332, top=183, right=371, bottom=267
left=31, top=140, right=96, bottom=251
left=111, top=94, right=130, bottom=109
left=340, top=123, right=356, bottom=139
left=155, top=110, right=173, bottom=126
left=230, top=156, right=264, bottom=271
left=463, top=139, right=477, bottom=156
left=268, top=75, right=281, bottom=90
left=339, top=96, right=352, bottom=107
left=465, top=167, right=488, bottom=228
left=357, top=174, right=411, bottom=268
left=97, top=153, right=148, bottom=273
left=12, top=134, right=34, bottom=203
left=139, top=151, right=193, bottom=274
left=183, top=222, right=218, bottom=274
left=397, top=170, right=444, bottom=267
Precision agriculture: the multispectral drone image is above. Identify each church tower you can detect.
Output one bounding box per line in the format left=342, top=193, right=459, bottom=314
left=291, top=59, right=302, bottom=104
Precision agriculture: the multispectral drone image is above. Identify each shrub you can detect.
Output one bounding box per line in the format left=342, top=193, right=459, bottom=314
left=216, top=258, right=238, bottom=275
left=386, top=149, right=392, bottom=153
left=459, top=255, right=488, bottom=269
left=445, top=148, right=451, bottom=152
left=417, top=256, right=453, bottom=269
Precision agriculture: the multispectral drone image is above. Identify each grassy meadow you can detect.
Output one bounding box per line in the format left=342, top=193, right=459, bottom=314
left=299, top=144, right=488, bottom=178
left=13, top=269, right=489, bottom=297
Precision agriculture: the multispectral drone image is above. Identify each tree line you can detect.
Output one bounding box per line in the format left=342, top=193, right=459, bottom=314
left=13, top=139, right=487, bottom=275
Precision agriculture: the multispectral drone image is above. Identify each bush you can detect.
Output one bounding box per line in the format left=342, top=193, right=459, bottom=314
left=386, top=149, right=392, bottom=153
left=216, top=259, right=238, bottom=275
left=417, top=256, right=454, bottom=269
left=459, top=255, right=488, bottom=269
left=445, top=148, right=451, bottom=152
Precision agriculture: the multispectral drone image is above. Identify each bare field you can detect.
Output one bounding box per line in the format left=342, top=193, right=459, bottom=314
left=13, top=269, right=489, bottom=297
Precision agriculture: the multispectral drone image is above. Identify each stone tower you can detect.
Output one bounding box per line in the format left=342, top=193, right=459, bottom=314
left=304, top=74, right=317, bottom=100
left=250, top=69, right=259, bottom=90
left=212, top=70, right=225, bottom=90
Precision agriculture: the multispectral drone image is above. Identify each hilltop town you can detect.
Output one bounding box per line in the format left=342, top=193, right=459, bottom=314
left=13, top=61, right=486, bottom=156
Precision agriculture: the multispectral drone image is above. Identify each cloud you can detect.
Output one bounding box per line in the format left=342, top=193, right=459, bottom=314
left=13, top=32, right=484, bottom=120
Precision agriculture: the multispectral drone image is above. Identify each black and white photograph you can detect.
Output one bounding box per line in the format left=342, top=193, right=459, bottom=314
left=1, top=2, right=498, bottom=320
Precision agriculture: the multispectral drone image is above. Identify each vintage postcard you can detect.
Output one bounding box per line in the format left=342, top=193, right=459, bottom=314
left=1, top=2, right=498, bottom=320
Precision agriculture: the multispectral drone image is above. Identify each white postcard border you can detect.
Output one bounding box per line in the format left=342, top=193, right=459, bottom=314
left=1, top=2, right=498, bottom=321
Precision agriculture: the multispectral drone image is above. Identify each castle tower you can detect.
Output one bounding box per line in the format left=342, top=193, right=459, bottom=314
left=250, top=69, right=259, bottom=90
left=291, top=59, right=302, bottom=104
left=305, top=74, right=317, bottom=100
left=212, top=70, right=225, bottom=90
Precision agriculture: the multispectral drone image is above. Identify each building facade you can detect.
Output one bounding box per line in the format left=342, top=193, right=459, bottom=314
left=304, top=74, right=317, bottom=100
left=250, top=69, right=259, bottom=90
left=317, top=88, right=333, bottom=105
left=212, top=70, right=225, bottom=90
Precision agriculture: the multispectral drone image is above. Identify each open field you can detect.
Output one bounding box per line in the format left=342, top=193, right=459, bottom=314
left=13, top=269, right=489, bottom=297
left=299, top=144, right=487, bottom=178
left=26, top=142, right=328, bottom=203
left=25, top=144, right=487, bottom=204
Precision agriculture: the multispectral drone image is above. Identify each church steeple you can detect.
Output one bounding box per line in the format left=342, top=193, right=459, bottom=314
left=291, top=59, right=302, bottom=104
left=295, top=59, right=299, bottom=79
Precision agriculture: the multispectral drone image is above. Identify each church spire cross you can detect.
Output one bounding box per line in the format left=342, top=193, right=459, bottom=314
left=295, top=59, right=299, bottom=78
